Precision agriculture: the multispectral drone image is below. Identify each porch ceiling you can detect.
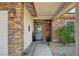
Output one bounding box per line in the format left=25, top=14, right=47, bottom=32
left=26, top=2, right=76, bottom=20
left=34, top=2, right=64, bottom=16
left=34, top=2, right=64, bottom=19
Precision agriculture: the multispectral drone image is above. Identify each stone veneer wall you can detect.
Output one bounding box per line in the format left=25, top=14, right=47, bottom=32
left=0, top=3, right=24, bottom=56
left=52, top=18, right=65, bottom=42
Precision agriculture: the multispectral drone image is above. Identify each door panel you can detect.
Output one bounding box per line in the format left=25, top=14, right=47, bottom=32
left=0, top=11, right=8, bottom=56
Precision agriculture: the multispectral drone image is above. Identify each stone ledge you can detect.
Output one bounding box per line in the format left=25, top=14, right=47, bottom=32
left=22, top=42, right=36, bottom=56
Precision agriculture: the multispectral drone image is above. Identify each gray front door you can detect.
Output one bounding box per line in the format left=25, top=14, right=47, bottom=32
left=35, top=23, right=43, bottom=41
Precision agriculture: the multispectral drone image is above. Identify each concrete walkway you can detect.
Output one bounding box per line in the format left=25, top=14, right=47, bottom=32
left=33, top=42, right=52, bottom=56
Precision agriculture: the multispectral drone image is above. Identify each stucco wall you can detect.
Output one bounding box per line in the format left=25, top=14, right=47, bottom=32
left=24, top=4, right=34, bottom=50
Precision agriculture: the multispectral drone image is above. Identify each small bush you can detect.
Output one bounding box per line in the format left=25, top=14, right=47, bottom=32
left=56, top=24, right=75, bottom=45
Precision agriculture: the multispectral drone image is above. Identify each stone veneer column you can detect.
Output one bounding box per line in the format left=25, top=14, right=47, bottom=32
left=8, top=3, right=24, bottom=56
left=75, top=2, right=79, bottom=56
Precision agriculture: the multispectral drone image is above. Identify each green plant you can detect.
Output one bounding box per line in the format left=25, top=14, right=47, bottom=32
left=56, top=24, right=75, bottom=45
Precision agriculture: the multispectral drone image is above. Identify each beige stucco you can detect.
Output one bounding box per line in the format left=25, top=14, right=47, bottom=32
left=24, top=4, right=34, bottom=50
left=75, top=3, right=79, bottom=56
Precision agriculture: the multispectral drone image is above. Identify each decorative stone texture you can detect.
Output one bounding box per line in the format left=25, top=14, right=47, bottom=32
left=8, top=3, right=24, bottom=56
left=0, top=3, right=24, bottom=56
left=8, top=18, right=22, bottom=30
left=52, top=19, right=65, bottom=43
left=49, top=43, right=75, bottom=56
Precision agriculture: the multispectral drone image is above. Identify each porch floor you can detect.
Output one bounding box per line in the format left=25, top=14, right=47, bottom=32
left=32, top=41, right=76, bottom=56
left=33, top=41, right=52, bottom=56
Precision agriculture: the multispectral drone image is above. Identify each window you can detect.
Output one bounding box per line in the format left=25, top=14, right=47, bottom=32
left=64, top=19, right=75, bottom=26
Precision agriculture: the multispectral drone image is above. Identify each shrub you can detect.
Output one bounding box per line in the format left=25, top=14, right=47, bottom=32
left=56, top=24, right=75, bottom=45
